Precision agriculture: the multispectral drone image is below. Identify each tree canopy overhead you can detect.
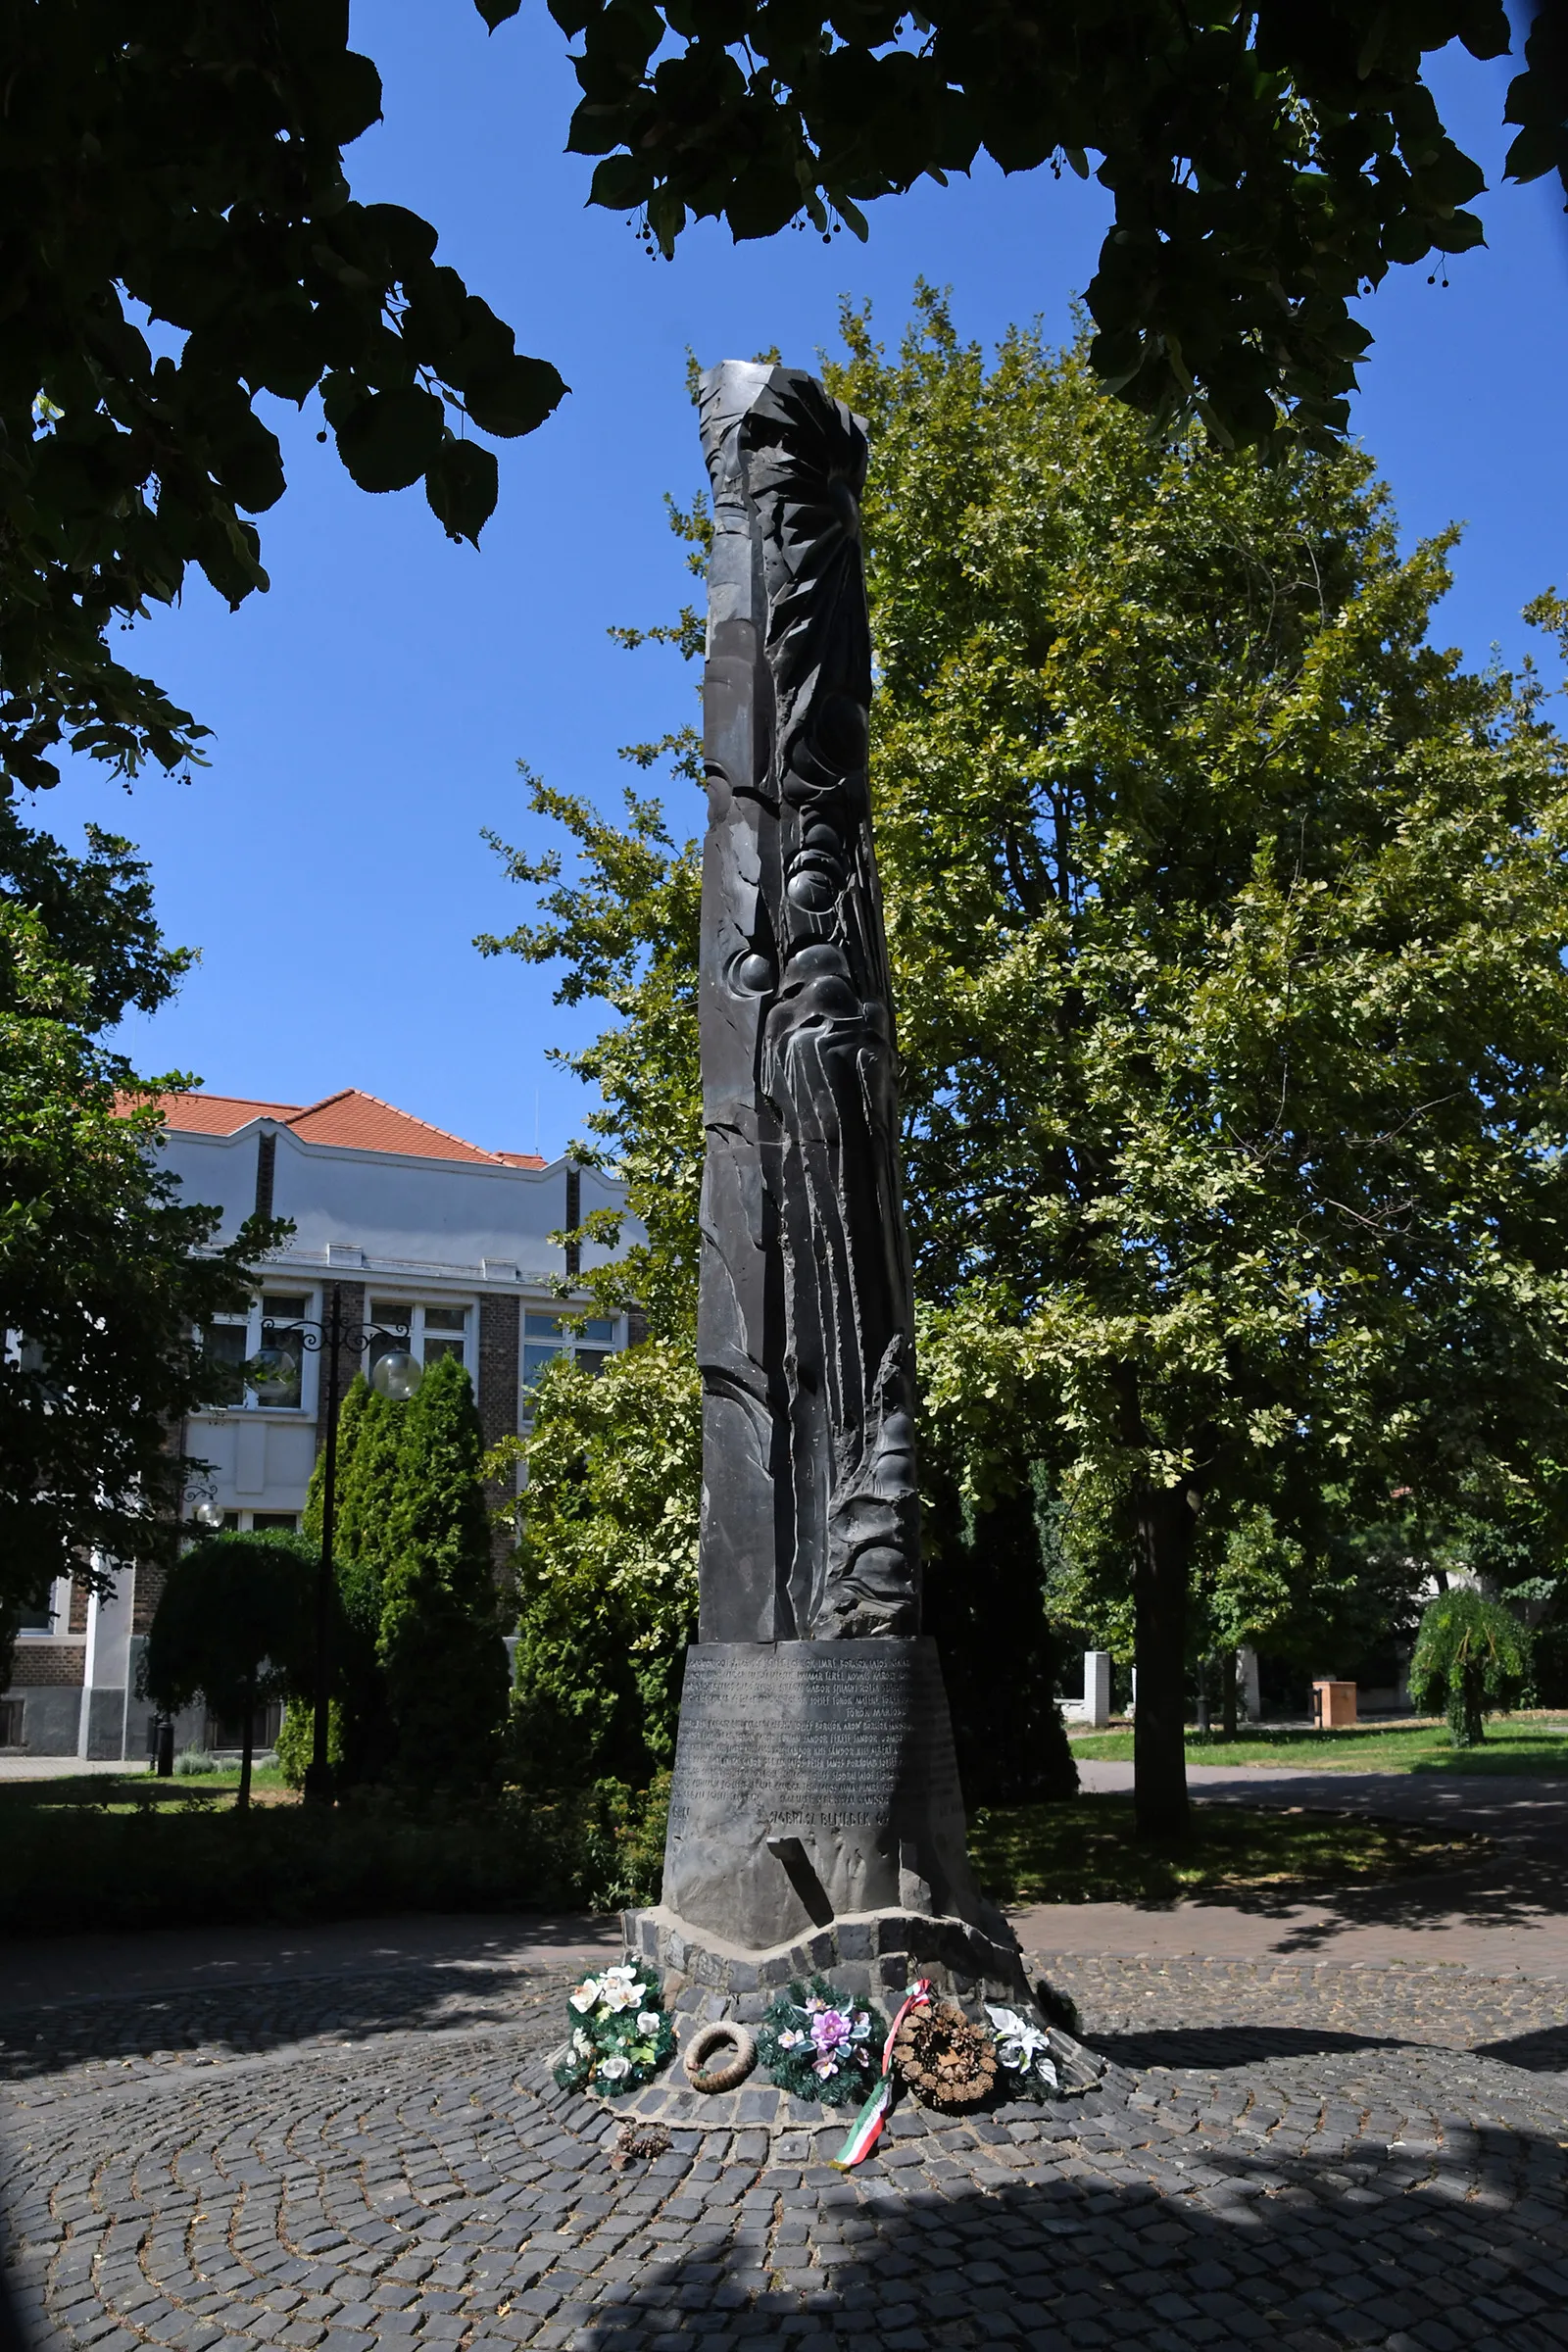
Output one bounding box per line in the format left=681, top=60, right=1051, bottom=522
left=527, top=0, right=1568, bottom=447
left=2, top=1, right=565, bottom=795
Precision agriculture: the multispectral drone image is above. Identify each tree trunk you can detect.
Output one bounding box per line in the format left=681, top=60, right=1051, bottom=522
left=238, top=1676, right=255, bottom=1813
left=1221, top=1647, right=1240, bottom=1740
left=1133, top=1483, right=1196, bottom=1841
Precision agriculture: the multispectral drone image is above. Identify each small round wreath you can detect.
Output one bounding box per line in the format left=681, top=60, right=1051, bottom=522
left=754, top=1977, right=888, bottom=2108
left=683, top=2021, right=758, bottom=2093
left=891, top=2000, right=998, bottom=2110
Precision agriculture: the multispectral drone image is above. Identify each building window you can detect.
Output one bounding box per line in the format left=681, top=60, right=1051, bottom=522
left=15, top=1579, right=65, bottom=1638
left=184, top=1511, right=299, bottom=1540
left=0, top=1700, right=23, bottom=1748
left=204, top=1700, right=283, bottom=1753
left=522, top=1312, right=619, bottom=1413
left=201, top=1294, right=316, bottom=1412
left=368, top=1300, right=473, bottom=1381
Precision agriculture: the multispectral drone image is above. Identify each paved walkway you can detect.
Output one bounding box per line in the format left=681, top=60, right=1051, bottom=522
left=4, top=1948, right=1568, bottom=2352
left=5, top=1764, right=1568, bottom=2350
left=1008, top=1761, right=1568, bottom=1976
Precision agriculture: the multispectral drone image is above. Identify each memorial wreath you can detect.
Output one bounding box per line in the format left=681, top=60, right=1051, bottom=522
left=553, top=1962, right=676, bottom=2096
left=890, top=1998, right=998, bottom=2109
left=755, top=1979, right=889, bottom=2107
left=985, top=2003, right=1063, bottom=2096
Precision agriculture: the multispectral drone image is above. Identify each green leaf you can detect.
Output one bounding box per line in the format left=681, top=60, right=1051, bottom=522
left=463, top=354, right=568, bottom=438
left=334, top=385, right=446, bottom=492
left=475, top=0, right=524, bottom=22
left=589, top=153, right=655, bottom=210
left=424, top=437, right=499, bottom=545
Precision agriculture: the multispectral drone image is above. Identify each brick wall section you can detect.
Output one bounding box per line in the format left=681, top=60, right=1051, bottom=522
left=67, top=1582, right=88, bottom=1633
left=10, top=1643, right=85, bottom=1687
left=477, top=1294, right=521, bottom=1573
left=132, top=1561, right=169, bottom=1634
left=314, top=1281, right=368, bottom=1456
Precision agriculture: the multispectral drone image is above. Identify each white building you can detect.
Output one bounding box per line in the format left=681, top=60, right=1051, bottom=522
left=1, top=1087, right=637, bottom=1761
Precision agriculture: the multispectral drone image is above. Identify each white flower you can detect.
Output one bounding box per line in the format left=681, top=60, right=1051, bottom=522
left=598, top=1979, right=640, bottom=2013
left=571, top=2029, right=593, bottom=2057
left=986, top=2003, right=1054, bottom=2079
left=598, top=2054, right=631, bottom=2082
left=778, top=2029, right=804, bottom=2050
left=637, top=2011, right=662, bottom=2035
left=568, top=1976, right=603, bottom=2014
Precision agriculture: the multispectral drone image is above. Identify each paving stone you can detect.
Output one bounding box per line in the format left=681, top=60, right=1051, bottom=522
left=7, top=1955, right=1568, bottom=2352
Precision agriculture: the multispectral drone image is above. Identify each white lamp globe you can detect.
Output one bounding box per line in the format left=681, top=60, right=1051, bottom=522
left=371, top=1349, right=423, bottom=1401
left=192, top=1498, right=225, bottom=1531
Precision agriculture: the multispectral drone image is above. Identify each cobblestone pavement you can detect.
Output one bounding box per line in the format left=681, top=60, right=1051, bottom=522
left=5, top=1952, right=1568, bottom=2351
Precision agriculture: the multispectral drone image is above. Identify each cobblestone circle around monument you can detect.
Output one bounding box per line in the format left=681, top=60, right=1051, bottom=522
left=5, top=1952, right=1568, bottom=2351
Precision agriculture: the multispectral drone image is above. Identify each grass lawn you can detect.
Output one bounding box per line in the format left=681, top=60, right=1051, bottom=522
left=970, top=1795, right=1481, bottom=1908
left=1068, top=1715, right=1568, bottom=1775
left=0, top=1769, right=667, bottom=1936
left=0, top=1768, right=1473, bottom=1933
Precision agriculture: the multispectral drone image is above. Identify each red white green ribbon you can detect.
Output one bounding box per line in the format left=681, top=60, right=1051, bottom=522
left=830, top=1979, right=932, bottom=2171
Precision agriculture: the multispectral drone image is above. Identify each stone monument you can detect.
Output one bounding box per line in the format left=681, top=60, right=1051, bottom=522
left=626, top=362, right=1035, bottom=2021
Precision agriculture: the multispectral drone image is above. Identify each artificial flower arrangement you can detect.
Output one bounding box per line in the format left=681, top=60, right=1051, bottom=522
left=985, top=2003, right=1061, bottom=2095
left=553, top=1961, right=676, bottom=2096
left=755, top=1978, right=889, bottom=2108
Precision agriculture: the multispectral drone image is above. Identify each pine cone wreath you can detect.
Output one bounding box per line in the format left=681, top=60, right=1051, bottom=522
left=890, top=2001, right=998, bottom=2110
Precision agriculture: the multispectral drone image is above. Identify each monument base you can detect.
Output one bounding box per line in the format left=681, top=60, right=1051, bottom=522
left=606, top=1903, right=1105, bottom=2127
left=625, top=1899, right=1034, bottom=2017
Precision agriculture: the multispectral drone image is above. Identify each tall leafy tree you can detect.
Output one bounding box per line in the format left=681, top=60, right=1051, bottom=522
left=486, top=299, right=1568, bottom=1840
left=379, top=1354, right=510, bottom=1789
left=0, top=804, right=273, bottom=1679
left=834, top=295, right=1568, bottom=1835
left=528, top=0, right=1568, bottom=447
left=507, top=1340, right=700, bottom=1787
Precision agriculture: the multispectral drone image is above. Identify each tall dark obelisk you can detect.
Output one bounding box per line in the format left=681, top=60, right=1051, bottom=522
left=630, top=364, right=1026, bottom=2008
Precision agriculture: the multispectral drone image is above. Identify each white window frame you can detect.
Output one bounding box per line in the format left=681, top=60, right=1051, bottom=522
left=14, top=1574, right=73, bottom=1642
left=367, top=1298, right=476, bottom=1379
left=199, top=1289, right=322, bottom=1416
left=520, top=1308, right=623, bottom=1417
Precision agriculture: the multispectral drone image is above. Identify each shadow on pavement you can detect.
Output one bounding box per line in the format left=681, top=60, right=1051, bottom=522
left=1085, top=2024, right=1414, bottom=2070
left=0, top=1958, right=573, bottom=2085
left=1476, top=2022, right=1568, bottom=2075
left=575, top=2114, right=1568, bottom=2350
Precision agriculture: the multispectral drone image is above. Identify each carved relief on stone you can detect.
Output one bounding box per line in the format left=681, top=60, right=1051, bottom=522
left=696, top=360, right=920, bottom=1645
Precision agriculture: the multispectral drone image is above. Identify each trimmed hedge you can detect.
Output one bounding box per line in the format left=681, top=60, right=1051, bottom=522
left=0, top=1774, right=670, bottom=1936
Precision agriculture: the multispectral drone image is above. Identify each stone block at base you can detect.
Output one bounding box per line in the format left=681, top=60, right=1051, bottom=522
left=624, top=1899, right=1035, bottom=2016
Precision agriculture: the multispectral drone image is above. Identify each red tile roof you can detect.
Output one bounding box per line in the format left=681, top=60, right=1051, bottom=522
left=129, top=1089, right=547, bottom=1169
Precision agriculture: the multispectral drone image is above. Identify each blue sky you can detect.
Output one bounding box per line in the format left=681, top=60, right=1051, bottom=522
left=53, top=6, right=1568, bottom=1159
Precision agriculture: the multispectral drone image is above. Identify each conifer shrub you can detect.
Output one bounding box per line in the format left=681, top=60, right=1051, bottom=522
left=378, top=1354, right=510, bottom=1788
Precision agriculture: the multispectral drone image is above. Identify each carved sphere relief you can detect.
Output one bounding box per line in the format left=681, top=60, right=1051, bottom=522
left=733, top=952, right=775, bottom=994
left=824, top=473, right=861, bottom=543
left=812, top=691, right=869, bottom=774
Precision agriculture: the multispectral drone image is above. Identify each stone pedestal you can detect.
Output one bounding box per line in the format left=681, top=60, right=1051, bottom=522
left=630, top=1635, right=1039, bottom=2019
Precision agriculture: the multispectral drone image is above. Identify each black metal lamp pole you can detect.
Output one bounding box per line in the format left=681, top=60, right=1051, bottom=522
left=306, top=1288, right=346, bottom=1803
left=260, top=1298, right=416, bottom=1805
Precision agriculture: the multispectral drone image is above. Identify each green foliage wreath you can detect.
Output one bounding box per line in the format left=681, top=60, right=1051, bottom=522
left=755, top=1979, right=889, bottom=2108
left=553, top=1962, right=676, bottom=2096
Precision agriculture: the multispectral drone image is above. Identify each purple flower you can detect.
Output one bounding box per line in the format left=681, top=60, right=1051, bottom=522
left=809, top=2008, right=852, bottom=2060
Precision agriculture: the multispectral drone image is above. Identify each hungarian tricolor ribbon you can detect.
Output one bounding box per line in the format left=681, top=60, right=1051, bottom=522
left=830, top=1978, right=932, bottom=2171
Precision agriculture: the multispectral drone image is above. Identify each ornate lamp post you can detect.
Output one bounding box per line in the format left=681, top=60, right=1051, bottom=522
left=261, top=1295, right=422, bottom=1801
